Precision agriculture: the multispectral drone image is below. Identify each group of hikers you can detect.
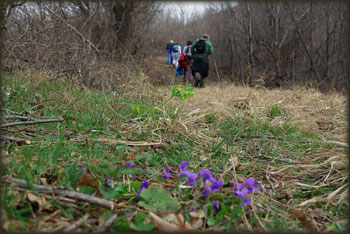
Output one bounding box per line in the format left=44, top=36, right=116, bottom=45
left=165, top=34, right=213, bottom=88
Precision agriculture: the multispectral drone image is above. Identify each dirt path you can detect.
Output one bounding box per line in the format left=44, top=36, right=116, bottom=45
left=144, top=55, right=183, bottom=86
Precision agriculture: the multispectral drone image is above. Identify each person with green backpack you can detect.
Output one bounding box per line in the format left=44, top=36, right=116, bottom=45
left=191, top=34, right=213, bottom=88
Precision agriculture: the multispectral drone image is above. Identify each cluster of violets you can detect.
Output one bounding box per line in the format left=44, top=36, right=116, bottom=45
left=162, top=161, right=225, bottom=210
left=162, top=160, right=265, bottom=209
left=78, top=160, right=264, bottom=210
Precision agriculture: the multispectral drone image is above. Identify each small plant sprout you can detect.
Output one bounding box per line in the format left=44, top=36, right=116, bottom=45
left=159, top=84, right=194, bottom=107
left=171, top=84, right=194, bottom=100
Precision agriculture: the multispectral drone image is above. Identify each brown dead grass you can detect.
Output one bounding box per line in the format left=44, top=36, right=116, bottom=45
left=160, top=82, right=347, bottom=139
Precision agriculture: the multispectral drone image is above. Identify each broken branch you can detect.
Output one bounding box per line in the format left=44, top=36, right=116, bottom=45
left=1, top=118, right=64, bottom=128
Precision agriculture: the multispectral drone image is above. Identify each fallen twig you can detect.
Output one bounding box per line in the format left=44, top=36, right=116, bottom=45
left=4, top=115, right=38, bottom=121
left=39, top=224, right=65, bottom=233
left=96, top=214, right=118, bottom=232
left=1, top=118, right=64, bottom=128
left=63, top=213, right=90, bottom=232
left=0, top=108, right=23, bottom=115
left=0, top=135, right=30, bottom=144
left=2, top=177, right=114, bottom=209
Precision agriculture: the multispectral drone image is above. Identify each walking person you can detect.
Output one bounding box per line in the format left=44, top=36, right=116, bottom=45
left=165, top=40, right=174, bottom=64
left=171, top=42, right=181, bottom=69
left=191, top=34, right=213, bottom=88
left=178, top=40, right=193, bottom=83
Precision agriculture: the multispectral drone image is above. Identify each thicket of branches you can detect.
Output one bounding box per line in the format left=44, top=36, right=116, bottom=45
left=1, top=0, right=162, bottom=89
left=1, top=1, right=347, bottom=92
left=148, top=1, right=347, bottom=92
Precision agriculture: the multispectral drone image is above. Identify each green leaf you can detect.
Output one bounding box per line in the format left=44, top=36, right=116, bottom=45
left=171, top=84, right=194, bottom=100
left=130, top=213, right=155, bottom=231
left=99, top=185, right=124, bottom=200
left=138, top=187, right=179, bottom=212
left=207, top=217, right=217, bottom=226
left=136, top=154, right=150, bottom=162
left=76, top=186, right=96, bottom=195
left=112, top=166, right=144, bottom=176
left=230, top=205, right=243, bottom=219
left=130, top=181, right=142, bottom=193
left=110, top=217, right=131, bottom=231
left=92, top=166, right=113, bottom=176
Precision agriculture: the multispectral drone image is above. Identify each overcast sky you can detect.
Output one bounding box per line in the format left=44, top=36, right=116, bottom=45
left=164, top=1, right=208, bottom=14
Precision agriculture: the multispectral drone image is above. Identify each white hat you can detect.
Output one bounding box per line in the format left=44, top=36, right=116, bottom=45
left=170, top=40, right=174, bottom=43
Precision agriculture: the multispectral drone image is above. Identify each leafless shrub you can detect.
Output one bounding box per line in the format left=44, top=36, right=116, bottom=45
left=1, top=1, right=162, bottom=90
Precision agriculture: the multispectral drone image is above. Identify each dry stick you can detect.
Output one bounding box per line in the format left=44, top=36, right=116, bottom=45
left=1, top=118, right=64, bottom=128
left=265, top=174, right=275, bottom=192
left=251, top=202, right=268, bottom=231
left=63, top=213, right=90, bottom=232
left=44, top=7, right=99, bottom=55
left=0, top=108, right=23, bottom=115
left=39, top=224, right=66, bottom=233
left=0, top=135, right=30, bottom=144
left=4, top=115, right=38, bottom=121
left=3, top=177, right=114, bottom=209
left=96, top=214, right=118, bottom=232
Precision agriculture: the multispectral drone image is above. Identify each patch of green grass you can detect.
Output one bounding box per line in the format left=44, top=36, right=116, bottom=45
left=267, top=104, right=288, bottom=118
left=1, top=74, right=346, bottom=232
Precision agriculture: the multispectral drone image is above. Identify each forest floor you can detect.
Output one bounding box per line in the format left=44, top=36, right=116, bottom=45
left=1, top=56, right=348, bottom=232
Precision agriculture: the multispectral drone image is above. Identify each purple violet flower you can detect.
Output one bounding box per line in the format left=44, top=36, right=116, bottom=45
left=241, top=197, right=251, bottom=208
left=233, top=182, right=245, bottom=191
left=137, top=180, right=149, bottom=196
left=104, top=176, right=111, bottom=184
left=178, top=161, right=190, bottom=178
left=199, top=169, right=212, bottom=183
left=179, top=160, right=190, bottom=171
left=245, top=177, right=260, bottom=193
left=203, top=184, right=211, bottom=196
left=234, top=188, right=249, bottom=199
left=209, top=177, right=223, bottom=192
left=184, top=171, right=198, bottom=186
left=162, top=168, right=171, bottom=179
left=125, top=162, right=132, bottom=167
left=212, top=201, right=220, bottom=211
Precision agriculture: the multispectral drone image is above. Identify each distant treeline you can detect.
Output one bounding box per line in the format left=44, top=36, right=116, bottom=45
left=1, top=1, right=347, bottom=92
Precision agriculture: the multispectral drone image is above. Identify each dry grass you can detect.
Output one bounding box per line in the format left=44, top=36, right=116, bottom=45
left=160, top=83, right=347, bottom=138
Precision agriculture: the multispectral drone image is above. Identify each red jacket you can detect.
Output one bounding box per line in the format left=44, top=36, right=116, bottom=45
left=178, top=52, right=189, bottom=70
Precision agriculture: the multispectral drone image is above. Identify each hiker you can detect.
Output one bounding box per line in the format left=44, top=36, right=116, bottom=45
left=171, top=42, right=181, bottom=69
left=191, top=34, right=213, bottom=88
left=165, top=40, right=174, bottom=64
left=178, top=40, right=193, bottom=83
